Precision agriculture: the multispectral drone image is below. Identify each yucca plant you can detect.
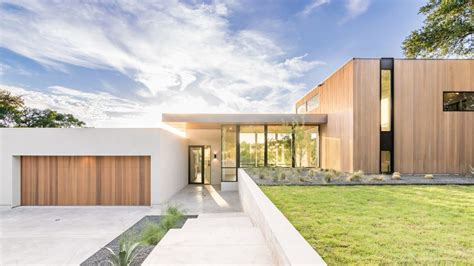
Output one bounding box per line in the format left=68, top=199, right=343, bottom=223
left=106, top=238, right=141, bottom=266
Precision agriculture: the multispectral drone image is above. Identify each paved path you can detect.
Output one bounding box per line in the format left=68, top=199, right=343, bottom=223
left=143, top=212, right=275, bottom=265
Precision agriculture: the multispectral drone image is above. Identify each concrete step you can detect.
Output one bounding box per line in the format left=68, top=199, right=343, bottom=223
left=142, top=244, right=274, bottom=265
left=159, top=228, right=266, bottom=246
left=198, top=212, right=247, bottom=218
left=182, top=216, right=253, bottom=229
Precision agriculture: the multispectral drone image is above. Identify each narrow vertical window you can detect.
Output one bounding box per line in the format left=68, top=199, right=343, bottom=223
left=381, top=70, right=391, bottom=131
left=380, top=58, right=394, bottom=174
left=221, top=125, right=237, bottom=181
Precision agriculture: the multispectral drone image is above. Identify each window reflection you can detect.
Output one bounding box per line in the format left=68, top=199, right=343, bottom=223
left=239, top=125, right=265, bottom=167
left=267, top=126, right=293, bottom=167
left=381, top=70, right=391, bottom=131
left=443, top=92, right=474, bottom=111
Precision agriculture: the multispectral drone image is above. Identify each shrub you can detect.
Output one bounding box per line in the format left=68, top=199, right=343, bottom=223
left=347, top=170, right=364, bottom=182
left=424, top=174, right=434, bottom=179
left=258, top=173, right=265, bottom=179
left=392, top=172, right=401, bottom=180
left=272, top=175, right=279, bottom=182
left=280, top=172, right=286, bottom=180
left=106, top=237, right=141, bottom=266
left=470, top=165, right=474, bottom=175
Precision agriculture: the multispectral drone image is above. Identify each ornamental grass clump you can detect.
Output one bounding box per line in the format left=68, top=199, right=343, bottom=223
left=371, top=175, right=384, bottom=181
left=424, top=174, right=434, bottom=179
left=140, top=206, right=185, bottom=245
left=392, top=172, right=401, bottom=180
left=347, top=170, right=364, bottom=182
left=324, top=171, right=335, bottom=183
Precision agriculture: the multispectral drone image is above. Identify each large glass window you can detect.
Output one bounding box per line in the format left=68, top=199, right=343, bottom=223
left=296, top=103, right=306, bottom=114
left=381, top=70, right=391, bottom=131
left=239, top=125, right=265, bottom=167
left=443, top=92, right=474, bottom=111
left=221, top=125, right=237, bottom=181
left=267, top=126, right=293, bottom=167
left=307, top=93, right=320, bottom=111
left=295, top=126, right=319, bottom=167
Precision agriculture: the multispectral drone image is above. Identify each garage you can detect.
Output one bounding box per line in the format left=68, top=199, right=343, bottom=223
left=21, top=156, right=151, bottom=206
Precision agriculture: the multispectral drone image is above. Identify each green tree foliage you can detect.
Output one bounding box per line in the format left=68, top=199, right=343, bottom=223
left=402, top=0, right=473, bottom=58
left=0, top=89, right=85, bottom=128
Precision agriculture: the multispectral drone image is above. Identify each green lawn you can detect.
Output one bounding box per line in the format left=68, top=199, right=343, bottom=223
left=261, top=185, right=474, bottom=265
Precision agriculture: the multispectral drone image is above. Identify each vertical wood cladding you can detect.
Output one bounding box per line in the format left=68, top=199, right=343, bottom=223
left=394, top=59, right=474, bottom=174
left=296, top=60, right=354, bottom=172
left=353, top=59, right=381, bottom=174
left=21, top=156, right=151, bottom=205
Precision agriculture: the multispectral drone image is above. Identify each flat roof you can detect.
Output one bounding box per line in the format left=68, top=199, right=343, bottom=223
left=162, top=113, right=327, bottom=129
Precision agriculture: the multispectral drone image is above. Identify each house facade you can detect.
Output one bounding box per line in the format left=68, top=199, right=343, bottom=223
left=295, top=58, right=473, bottom=175
left=0, top=58, right=472, bottom=207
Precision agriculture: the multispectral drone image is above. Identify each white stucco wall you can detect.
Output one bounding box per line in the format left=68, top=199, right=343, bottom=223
left=0, top=128, right=188, bottom=207
left=186, top=129, right=221, bottom=185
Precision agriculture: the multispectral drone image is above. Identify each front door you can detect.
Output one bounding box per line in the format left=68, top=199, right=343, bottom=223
left=189, top=145, right=212, bottom=184
left=189, top=146, right=204, bottom=184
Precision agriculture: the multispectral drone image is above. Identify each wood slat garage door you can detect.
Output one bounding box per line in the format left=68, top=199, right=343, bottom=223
left=21, top=156, right=151, bottom=206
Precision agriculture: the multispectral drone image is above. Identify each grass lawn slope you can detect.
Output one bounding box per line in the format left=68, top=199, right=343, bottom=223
left=261, top=185, right=474, bottom=264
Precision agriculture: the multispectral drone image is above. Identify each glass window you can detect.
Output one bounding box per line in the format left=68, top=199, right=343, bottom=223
left=381, top=70, right=391, bottom=131
left=239, top=125, right=265, bottom=167
left=296, top=103, right=306, bottom=114
left=307, top=93, right=320, bottom=111
left=267, top=126, right=293, bottom=167
left=443, top=92, right=474, bottom=111
left=294, top=126, right=319, bottom=167
left=222, top=125, right=237, bottom=167
left=222, top=168, right=237, bottom=182
left=381, top=150, right=391, bottom=173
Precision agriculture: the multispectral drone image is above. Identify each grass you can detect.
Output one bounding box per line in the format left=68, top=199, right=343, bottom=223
left=260, top=185, right=474, bottom=264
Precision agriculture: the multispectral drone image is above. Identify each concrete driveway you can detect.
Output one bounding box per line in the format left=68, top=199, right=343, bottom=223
left=0, top=207, right=156, bottom=265
left=0, top=185, right=241, bottom=265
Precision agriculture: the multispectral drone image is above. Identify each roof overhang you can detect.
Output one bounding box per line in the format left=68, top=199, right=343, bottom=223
left=162, top=113, right=327, bottom=130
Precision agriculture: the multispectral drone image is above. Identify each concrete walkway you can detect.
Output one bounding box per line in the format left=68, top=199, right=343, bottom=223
left=0, top=185, right=241, bottom=265
left=143, top=212, right=275, bottom=265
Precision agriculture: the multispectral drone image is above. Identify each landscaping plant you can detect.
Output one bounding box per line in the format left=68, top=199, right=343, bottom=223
left=140, top=206, right=185, bottom=245
left=424, top=174, right=434, bottom=179
left=392, top=172, right=401, bottom=180
left=347, top=170, right=364, bottom=181
left=106, top=237, right=141, bottom=266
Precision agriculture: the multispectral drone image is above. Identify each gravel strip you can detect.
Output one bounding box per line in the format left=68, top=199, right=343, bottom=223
left=81, top=215, right=197, bottom=266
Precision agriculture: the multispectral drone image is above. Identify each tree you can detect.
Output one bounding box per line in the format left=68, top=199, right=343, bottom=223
left=0, top=89, right=86, bottom=128
left=402, top=0, right=473, bottom=58
left=0, top=90, right=24, bottom=127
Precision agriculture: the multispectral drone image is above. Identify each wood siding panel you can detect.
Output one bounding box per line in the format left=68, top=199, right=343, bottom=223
left=353, top=59, right=380, bottom=174
left=296, top=60, right=354, bottom=172
left=394, top=59, right=474, bottom=174
left=21, top=156, right=151, bottom=205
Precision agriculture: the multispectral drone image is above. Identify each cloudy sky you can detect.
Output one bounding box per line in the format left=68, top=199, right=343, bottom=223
left=0, top=0, right=424, bottom=127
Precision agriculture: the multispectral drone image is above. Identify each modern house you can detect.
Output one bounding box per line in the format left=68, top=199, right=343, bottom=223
left=0, top=58, right=472, bottom=207
left=295, top=58, right=473, bottom=175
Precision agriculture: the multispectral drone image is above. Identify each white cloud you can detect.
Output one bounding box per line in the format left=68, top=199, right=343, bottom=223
left=299, top=0, right=331, bottom=17
left=0, top=0, right=324, bottom=127
left=343, top=0, right=370, bottom=22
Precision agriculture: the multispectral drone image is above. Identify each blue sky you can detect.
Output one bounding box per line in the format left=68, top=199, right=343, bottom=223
left=0, top=0, right=424, bottom=127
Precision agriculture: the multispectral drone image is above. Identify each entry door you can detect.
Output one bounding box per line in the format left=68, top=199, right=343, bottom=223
left=189, top=146, right=204, bottom=184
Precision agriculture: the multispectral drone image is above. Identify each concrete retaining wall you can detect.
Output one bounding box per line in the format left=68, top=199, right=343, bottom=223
left=238, top=168, right=326, bottom=265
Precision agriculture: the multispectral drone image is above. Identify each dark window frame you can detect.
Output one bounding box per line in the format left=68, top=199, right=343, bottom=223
left=443, top=91, right=474, bottom=112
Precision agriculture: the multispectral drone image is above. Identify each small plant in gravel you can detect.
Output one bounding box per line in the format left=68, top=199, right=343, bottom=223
left=140, top=206, right=185, bottom=245
left=392, top=172, right=401, bottom=180
left=424, top=174, right=434, bottom=179
left=258, top=173, right=265, bottom=179
left=106, top=237, right=141, bottom=266
left=280, top=172, right=287, bottom=180
left=324, top=171, right=335, bottom=183
left=470, top=165, right=474, bottom=176
left=371, top=175, right=384, bottom=181
left=347, top=170, right=364, bottom=182
left=272, top=175, right=279, bottom=182
left=329, top=169, right=340, bottom=177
